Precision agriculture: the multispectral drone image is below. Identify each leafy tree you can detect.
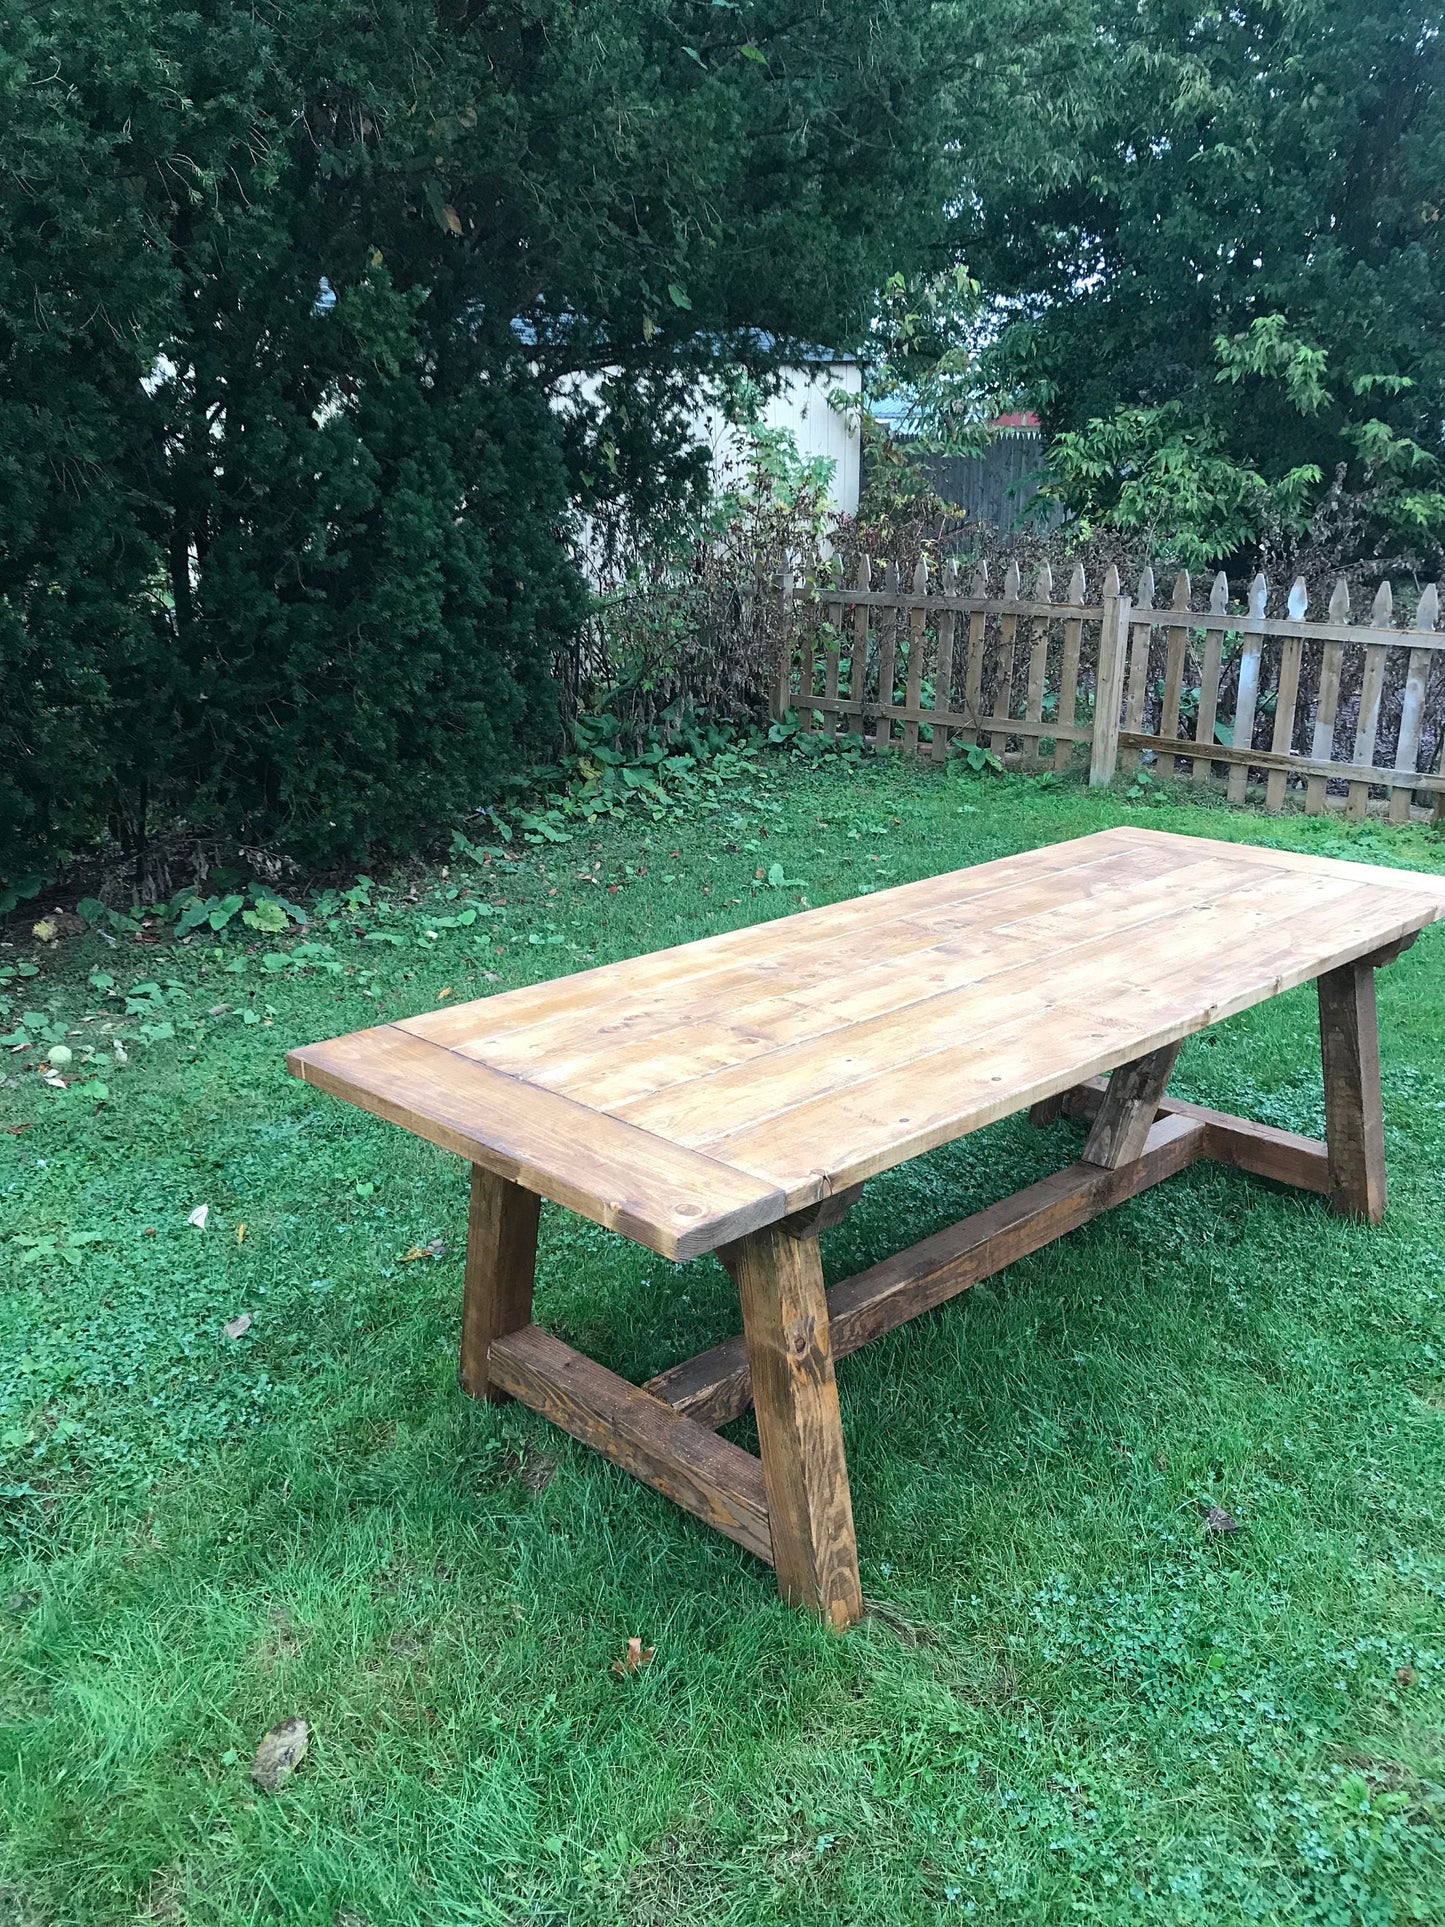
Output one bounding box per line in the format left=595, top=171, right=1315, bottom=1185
left=843, top=267, right=992, bottom=453
left=1, top=0, right=957, bottom=891
left=961, top=0, right=1445, bottom=567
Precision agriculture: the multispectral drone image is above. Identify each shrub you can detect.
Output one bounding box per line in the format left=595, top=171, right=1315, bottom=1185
left=0, top=0, right=582, bottom=892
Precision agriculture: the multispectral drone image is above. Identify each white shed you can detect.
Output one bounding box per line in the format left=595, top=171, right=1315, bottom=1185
left=688, top=356, right=862, bottom=517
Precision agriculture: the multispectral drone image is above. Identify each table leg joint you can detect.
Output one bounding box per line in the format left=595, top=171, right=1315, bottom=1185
left=1059, top=1080, right=1331, bottom=1195
left=1080, top=1041, right=1182, bottom=1168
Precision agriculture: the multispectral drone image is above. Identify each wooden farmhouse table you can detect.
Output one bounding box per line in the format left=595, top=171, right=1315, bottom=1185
left=289, top=827, right=1445, bottom=1629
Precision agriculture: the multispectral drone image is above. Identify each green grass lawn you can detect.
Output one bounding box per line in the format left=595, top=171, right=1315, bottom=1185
left=4, top=759, right=1445, bottom=1926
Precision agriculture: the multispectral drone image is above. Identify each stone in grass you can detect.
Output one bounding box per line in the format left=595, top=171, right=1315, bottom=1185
left=250, top=1717, right=310, bottom=1792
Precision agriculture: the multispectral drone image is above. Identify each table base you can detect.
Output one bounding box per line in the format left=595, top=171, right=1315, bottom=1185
left=466, top=954, right=1392, bottom=1630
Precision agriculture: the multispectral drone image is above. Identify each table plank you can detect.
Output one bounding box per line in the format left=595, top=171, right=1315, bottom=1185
left=1101, top=825, right=1445, bottom=896
left=617, top=863, right=1367, bottom=1146
left=400, top=832, right=1196, bottom=1059
left=490, top=843, right=1216, bottom=1111
left=286, top=1027, right=784, bottom=1259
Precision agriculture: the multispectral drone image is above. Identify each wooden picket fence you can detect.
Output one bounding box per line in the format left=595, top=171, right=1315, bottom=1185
left=771, top=558, right=1445, bottom=817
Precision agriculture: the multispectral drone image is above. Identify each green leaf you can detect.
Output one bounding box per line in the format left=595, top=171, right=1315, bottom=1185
left=0, top=875, right=44, bottom=918
left=961, top=744, right=1003, bottom=775
left=241, top=899, right=289, bottom=933
left=667, top=282, right=692, bottom=310
left=423, top=177, right=453, bottom=232
left=176, top=895, right=228, bottom=936
left=208, top=895, right=245, bottom=930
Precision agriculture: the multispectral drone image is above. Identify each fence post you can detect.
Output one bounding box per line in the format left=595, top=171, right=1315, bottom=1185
left=1089, top=588, right=1132, bottom=787
left=770, top=561, right=794, bottom=721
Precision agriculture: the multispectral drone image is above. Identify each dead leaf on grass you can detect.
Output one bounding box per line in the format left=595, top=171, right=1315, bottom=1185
left=862, top=1596, right=938, bottom=1647
left=223, top=1312, right=252, bottom=1339
left=265, top=1609, right=302, bottom=1659
left=611, top=1635, right=654, bottom=1678
left=2, top=1122, right=30, bottom=1135
left=141, top=1870, right=185, bottom=1921
left=250, top=1716, right=310, bottom=1791
left=518, top=1453, right=557, bottom=1494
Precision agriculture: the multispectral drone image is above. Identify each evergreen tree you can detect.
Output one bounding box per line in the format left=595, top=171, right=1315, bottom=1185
left=1, top=0, right=955, bottom=887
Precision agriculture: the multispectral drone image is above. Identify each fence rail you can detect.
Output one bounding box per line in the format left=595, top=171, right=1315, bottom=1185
left=771, top=559, right=1445, bottom=817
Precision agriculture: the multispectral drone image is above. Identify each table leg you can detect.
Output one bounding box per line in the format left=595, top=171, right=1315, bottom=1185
left=1081, top=1041, right=1182, bottom=1168
left=734, top=1221, right=863, bottom=1629
left=715, top=1181, right=865, bottom=1282
left=1317, top=961, right=1386, bottom=1223
left=459, top=1165, right=541, bottom=1401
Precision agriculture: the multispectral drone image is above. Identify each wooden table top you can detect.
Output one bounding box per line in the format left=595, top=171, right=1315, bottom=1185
left=288, top=827, right=1445, bottom=1260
